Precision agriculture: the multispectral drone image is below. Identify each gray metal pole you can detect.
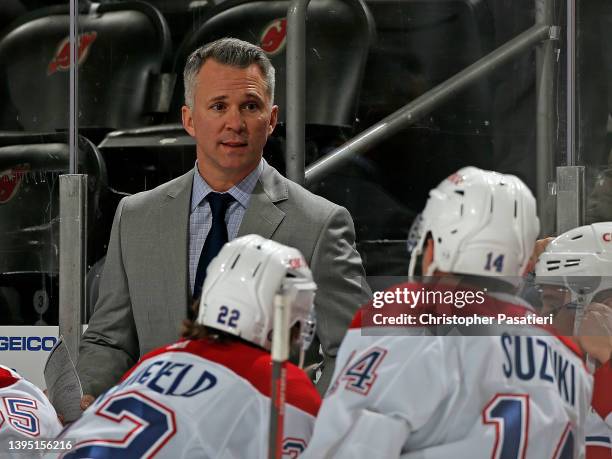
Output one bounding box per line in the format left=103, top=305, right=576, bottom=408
left=556, top=166, right=585, bottom=233
left=536, top=0, right=557, bottom=236
left=286, top=0, right=309, bottom=185
left=59, top=0, right=85, bottom=360
left=306, top=23, right=552, bottom=185
left=566, top=0, right=576, bottom=166
left=69, top=0, right=78, bottom=174
left=59, top=175, right=87, bottom=361
left=554, top=1, right=585, bottom=235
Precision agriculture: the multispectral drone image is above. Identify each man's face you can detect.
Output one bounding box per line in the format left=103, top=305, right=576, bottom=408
left=182, top=59, right=278, bottom=182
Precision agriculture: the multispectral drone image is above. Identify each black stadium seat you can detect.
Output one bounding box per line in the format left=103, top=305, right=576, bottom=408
left=122, top=0, right=219, bottom=52
left=0, top=133, right=111, bottom=325
left=0, top=0, right=26, bottom=36
left=100, top=123, right=199, bottom=194
left=169, top=0, right=375, bottom=132
left=0, top=1, right=173, bottom=139
left=99, top=0, right=375, bottom=191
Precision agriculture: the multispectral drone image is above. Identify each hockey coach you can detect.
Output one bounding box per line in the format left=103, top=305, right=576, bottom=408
left=75, top=37, right=371, bottom=410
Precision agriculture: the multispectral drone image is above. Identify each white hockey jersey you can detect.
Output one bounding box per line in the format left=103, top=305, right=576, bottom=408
left=54, top=338, right=321, bottom=458
left=0, top=365, right=62, bottom=458
left=303, top=281, right=594, bottom=459
left=586, top=363, right=612, bottom=458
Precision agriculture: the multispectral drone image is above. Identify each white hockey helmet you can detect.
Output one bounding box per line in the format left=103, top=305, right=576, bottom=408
left=196, top=234, right=317, bottom=351
left=408, top=166, right=540, bottom=278
left=535, top=222, right=612, bottom=309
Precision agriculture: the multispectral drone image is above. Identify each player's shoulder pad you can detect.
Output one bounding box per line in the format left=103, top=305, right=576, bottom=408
left=120, top=339, right=321, bottom=416
left=281, top=363, right=322, bottom=417
left=248, top=360, right=321, bottom=417
left=0, top=365, right=20, bottom=389
left=553, top=335, right=584, bottom=360
left=185, top=339, right=321, bottom=416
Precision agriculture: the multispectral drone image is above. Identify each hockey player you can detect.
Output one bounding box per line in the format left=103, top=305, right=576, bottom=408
left=536, top=222, right=612, bottom=459
left=54, top=235, right=321, bottom=458
left=303, top=167, right=594, bottom=459
left=0, top=365, right=62, bottom=458
left=589, top=364, right=612, bottom=459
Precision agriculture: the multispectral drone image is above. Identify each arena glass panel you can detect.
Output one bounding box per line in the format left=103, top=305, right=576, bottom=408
left=2, top=2, right=582, bottom=327
left=575, top=0, right=612, bottom=227
left=0, top=0, right=73, bottom=388
left=0, top=0, right=75, bottom=327
left=80, top=0, right=572, bottom=283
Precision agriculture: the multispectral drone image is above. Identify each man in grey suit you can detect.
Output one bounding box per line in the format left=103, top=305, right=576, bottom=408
left=76, top=38, right=371, bottom=407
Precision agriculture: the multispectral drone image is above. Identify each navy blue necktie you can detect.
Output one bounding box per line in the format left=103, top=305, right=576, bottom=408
left=193, top=192, right=235, bottom=301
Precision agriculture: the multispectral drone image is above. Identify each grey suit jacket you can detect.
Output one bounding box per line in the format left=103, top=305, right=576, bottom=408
left=77, top=163, right=371, bottom=396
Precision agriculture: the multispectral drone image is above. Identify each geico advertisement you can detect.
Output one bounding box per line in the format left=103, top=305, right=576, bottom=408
left=0, top=326, right=59, bottom=389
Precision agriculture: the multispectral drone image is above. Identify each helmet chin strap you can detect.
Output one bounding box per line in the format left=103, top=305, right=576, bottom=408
left=408, top=237, right=438, bottom=277
left=570, top=290, right=593, bottom=336
left=409, top=233, right=431, bottom=278
left=408, top=246, right=421, bottom=278
left=567, top=292, right=600, bottom=373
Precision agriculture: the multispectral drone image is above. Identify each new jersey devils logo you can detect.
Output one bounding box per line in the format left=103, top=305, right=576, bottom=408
left=47, top=31, right=98, bottom=76
left=260, top=18, right=287, bottom=56
left=0, top=164, right=29, bottom=204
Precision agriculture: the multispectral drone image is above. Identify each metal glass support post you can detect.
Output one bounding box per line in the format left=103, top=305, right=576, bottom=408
left=69, top=0, right=78, bottom=175
left=59, top=0, right=86, bottom=360
left=306, top=22, right=553, bottom=185
left=59, top=175, right=86, bottom=361
left=286, top=0, right=309, bottom=185
left=556, top=166, right=585, bottom=233
left=566, top=0, right=576, bottom=166
left=553, top=1, right=584, bottom=235
left=536, top=0, right=557, bottom=236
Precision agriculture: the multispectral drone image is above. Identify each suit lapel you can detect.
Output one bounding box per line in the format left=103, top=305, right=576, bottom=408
left=238, top=163, right=287, bottom=238
left=159, top=171, right=193, bottom=326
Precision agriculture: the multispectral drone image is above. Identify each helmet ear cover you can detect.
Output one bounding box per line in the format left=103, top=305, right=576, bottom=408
left=196, top=234, right=317, bottom=352
left=280, top=275, right=318, bottom=351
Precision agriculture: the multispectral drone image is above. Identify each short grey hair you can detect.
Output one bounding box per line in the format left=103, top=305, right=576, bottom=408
left=183, top=37, right=276, bottom=109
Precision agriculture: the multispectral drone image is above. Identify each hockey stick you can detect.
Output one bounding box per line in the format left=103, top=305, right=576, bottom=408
left=269, top=289, right=291, bottom=459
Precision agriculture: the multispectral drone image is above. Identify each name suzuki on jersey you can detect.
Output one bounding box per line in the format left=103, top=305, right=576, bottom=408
left=501, top=334, right=576, bottom=406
